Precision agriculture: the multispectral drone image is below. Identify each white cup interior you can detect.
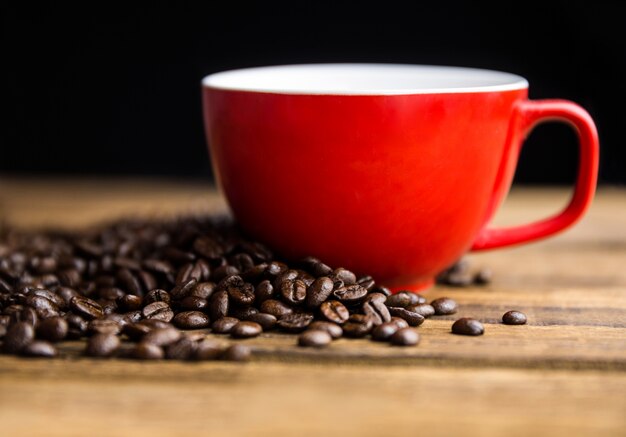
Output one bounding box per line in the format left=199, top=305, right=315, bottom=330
left=202, top=64, right=528, bottom=95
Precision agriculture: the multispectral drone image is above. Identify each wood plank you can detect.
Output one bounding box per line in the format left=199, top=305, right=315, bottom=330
left=1, top=178, right=625, bottom=436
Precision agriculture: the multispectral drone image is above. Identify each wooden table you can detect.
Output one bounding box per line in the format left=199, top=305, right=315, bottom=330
left=1, top=178, right=625, bottom=437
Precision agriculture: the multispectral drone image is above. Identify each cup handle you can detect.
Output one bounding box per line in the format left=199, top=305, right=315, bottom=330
left=471, top=99, right=599, bottom=251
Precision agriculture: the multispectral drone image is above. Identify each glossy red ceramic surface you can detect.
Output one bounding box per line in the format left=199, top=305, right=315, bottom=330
left=203, top=70, right=598, bottom=290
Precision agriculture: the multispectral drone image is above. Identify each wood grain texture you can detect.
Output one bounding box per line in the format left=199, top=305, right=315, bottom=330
left=0, top=178, right=625, bottom=436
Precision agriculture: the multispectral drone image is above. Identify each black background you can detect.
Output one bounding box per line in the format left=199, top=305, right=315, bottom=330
left=3, top=1, right=625, bottom=184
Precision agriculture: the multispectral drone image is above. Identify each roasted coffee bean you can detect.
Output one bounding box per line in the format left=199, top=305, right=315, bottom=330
left=356, top=276, right=375, bottom=290
left=308, top=321, right=342, bottom=339
left=305, top=277, right=333, bottom=308
left=194, top=338, right=224, bottom=360
left=225, top=281, right=255, bottom=306
left=229, top=306, right=258, bottom=320
left=298, top=330, right=332, bottom=348
left=165, top=337, right=197, bottom=360
left=22, top=340, right=57, bottom=358
left=231, top=321, right=263, bottom=338
left=179, top=296, right=208, bottom=311
left=474, top=268, right=493, bottom=285
left=10, top=306, right=38, bottom=327
left=311, top=262, right=333, bottom=278
left=0, top=325, right=7, bottom=339
left=122, top=322, right=152, bottom=342
left=173, top=311, right=210, bottom=329
left=390, top=328, right=420, bottom=346
left=277, top=313, right=314, bottom=333
left=211, top=317, right=240, bottom=334
left=142, top=301, right=174, bottom=322
left=116, top=268, right=142, bottom=295
left=451, top=318, right=484, bottom=336
left=371, top=322, right=400, bottom=341
left=208, top=289, right=229, bottom=321
left=192, top=236, right=223, bottom=259
left=3, top=322, right=34, bottom=353
left=29, top=289, right=65, bottom=309
left=131, top=342, right=164, bottom=360
left=142, top=327, right=182, bottom=346
left=211, top=265, right=240, bottom=282
left=332, top=268, right=357, bottom=285
left=65, top=313, right=88, bottom=339
left=370, top=285, right=392, bottom=297
left=246, top=313, right=277, bottom=330
left=387, top=307, right=425, bottom=326
left=280, top=279, right=307, bottom=305
left=221, top=344, right=251, bottom=362
left=144, top=289, right=171, bottom=305
left=406, top=304, right=435, bottom=318
left=431, top=297, right=458, bottom=315
left=70, top=296, right=103, bottom=320
left=362, top=293, right=391, bottom=325
left=385, top=291, right=419, bottom=308
left=342, top=314, right=374, bottom=338
left=86, top=333, right=120, bottom=357
left=124, top=310, right=143, bottom=324
left=333, top=284, right=367, bottom=304
left=170, top=278, right=197, bottom=300
left=191, top=282, right=215, bottom=299
left=0, top=315, right=10, bottom=327
left=98, top=287, right=125, bottom=301
left=117, top=294, right=143, bottom=312
left=502, top=311, right=527, bottom=325
left=58, top=269, right=81, bottom=288
left=87, top=319, right=122, bottom=336
left=56, top=287, right=79, bottom=307
left=320, top=300, right=349, bottom=324
left=260, top=299, right=293, bottom=318
left=273, top=269, right=299, bottom=291
left=254, top=280, right=274, bottom=303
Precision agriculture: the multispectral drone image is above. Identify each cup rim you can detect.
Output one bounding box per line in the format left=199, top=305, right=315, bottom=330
left=202, top=63, right=529, bottom=96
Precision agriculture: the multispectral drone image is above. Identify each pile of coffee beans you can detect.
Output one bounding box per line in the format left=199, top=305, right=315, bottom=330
left=0, top=216, right=520, bottom=362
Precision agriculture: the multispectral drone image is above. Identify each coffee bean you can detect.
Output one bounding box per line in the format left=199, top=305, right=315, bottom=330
left=142, top=301, right=174, bottom=322
left=194, top=338, right=224, bottom=360
left=170, top=278, right=197, bottom=300
left=298, top=330, right=332, bottom=348
left=192, top=236, right=223, bottom=259
left=173, top=311, right=210, bottom=329
left=179, top=296, right=208, bottom=311
left=221, top=344, right=251, bottom=362
left=342, top=314, right=374, bottom=338
left=211, top=317, right=239, bottom=334
left=333, top=284, right=368, bottom=304
left=65, top=313, right=88, bottom=339
left=122, top=322, right=152, bottom=342
left=277, top=313, right=314, bottom=333
left=451, top=318, right=484, bottom=336
left=208, top=289, right=229, bottom=320
left=116, top=268, right=142, bottom=295
left=406, top=304, right=435, bottom=318
left=332, top=268, right=356, bottom=285
left=246, top=312, right=277, bottom=330
left=29, top=289, right=65, bottom=309
left=308, top=321, right=342, bottom=339
left=390, top=328, right=420, bottom=346
left=3, top=322, right=34, bottom=353
left=387, top=307, right=425, bottom=326
left=231, top=321, right=263, bottom=338
left=70, top=296, right=103, bottom=320
left=370, top=285, right=392, bottom=297
left=165, top=337, right=197, bottom=360
left=259, top=299, right=293, bottom=318
left=311, top=262, right=333, bottom=278
left=254, top=280, right=274, bottom=303
left=0, top=325, right=6, bottom=339
left=371, top=322, right=399, bottom=341
left=131, top=342, right=164, bottom=360
left=211, top=265, right=240, bottom=282
left=305, top=276, right=334, bottom=308
left=142, top=327, right=182, bottom=346
left=144, top=289, right=171, bottom=305
left=87, top=319, right=122, bottom=336
left=10, top=306, right=38, bottom=327
left=474, top=268, right=493, bottom=285
left=385, top=291, right=419, bottom=308
left=86, top=333, right=120, bottom=357
left=362, top=293, right=391, bottom=325
left=320, top=300, right=349, bottom=324
left=225, top=281, right=255, bottom=306
left=431, top=297, right=458, bottom=315
left=280, top=279, right=307, bottom=306
left=21, top=340, right=57, bottom=357
left=502, top=311, right=527, bottom=325
left=191, top=282, right=216, bottom=299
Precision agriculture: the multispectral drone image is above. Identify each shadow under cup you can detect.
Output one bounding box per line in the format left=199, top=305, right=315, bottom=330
left=202, top=64, right=598, bottom=291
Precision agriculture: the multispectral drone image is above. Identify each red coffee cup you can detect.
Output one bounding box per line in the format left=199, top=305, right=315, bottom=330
left=202, top=64, right=599, bottom=291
